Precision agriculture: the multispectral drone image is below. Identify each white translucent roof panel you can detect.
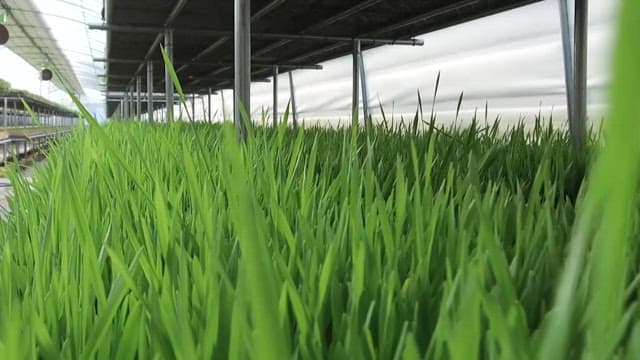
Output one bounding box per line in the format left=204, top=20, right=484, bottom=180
left=0, top=0, right=83, bottom=95
left=31, top=0, right=106, bottom=115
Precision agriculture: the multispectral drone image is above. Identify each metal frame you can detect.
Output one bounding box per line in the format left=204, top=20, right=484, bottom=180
left=101, top=0, right=548, bottom=128
left=234, top=0, right=251, bottom=139
left=136, top=76, right=142, bottom=120
left=1, top=130, right=72, bottom=164
left=164, top=29, right=175, bottom=122
left=574, top=0, right=588, bottom=150
left=289, top=71, right=298, bottom=127
left=174, top=0, right=287, bottom=77
left=559, top=0, right=588, bottom=149
left=1, top=96, right=76, bottom=127
left=254, top=0, right=385, bottom=58
left=208, top=88, right=213, bottom=122
left=90, top=24, right=425, bottom=46
left=352, top=40, right=360, bottom=126
left=272, top=65, right=278, bottom=126
left=3, top=97, right=7, bottom=128
left=221, top=89, right=227, bottom=121
left=359, top=48, right=370, bottom=128
left=129, top=86, right=135, bottom=120
left=123, top=92, right=128, bottom=119
left=94, top=58, right=323, bottom=70
left=107, top=0, right=190, bottom=121
left=191, top=93, right=196, bottom=120
left=147, top=61, right=154, bottom=122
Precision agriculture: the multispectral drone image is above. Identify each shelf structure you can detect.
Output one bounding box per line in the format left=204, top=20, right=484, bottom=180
left=1, top=89, right=78, bottom=128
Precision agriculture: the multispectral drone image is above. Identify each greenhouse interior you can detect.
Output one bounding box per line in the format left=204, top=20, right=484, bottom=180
left=0, top=0, right=639, bottom=358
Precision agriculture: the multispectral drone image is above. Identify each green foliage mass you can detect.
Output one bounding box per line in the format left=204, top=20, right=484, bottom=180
left=0, top=118, right=634, bottom=359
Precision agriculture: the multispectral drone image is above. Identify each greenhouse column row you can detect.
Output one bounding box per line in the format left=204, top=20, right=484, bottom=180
left=1, top=97, right=77, bottom=128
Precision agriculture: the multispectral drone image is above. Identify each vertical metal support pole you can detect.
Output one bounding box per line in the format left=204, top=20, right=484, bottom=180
left=192, top=93, right=196, bottom=121
left=559, top=0, right=577, bottom=145
left=3, top=97, right=7, bottom=128
left=125, top=91, right=131, bottom=120
left=128, top=92, right=133, bottom=120
left=130, top=86, right=135, bottom=120
left=574, top=0, right=588, bottom=150
left=289, top=71, right=298, bottom=127
left=125, top=93, right=130, bottom=121
left=273, top=65, right=278, bottom=127
left=352, top=40, right=361, bottom=127
left=164, top=29, right=174, bottom=122
left=221, top=90, right=227, bottom=121
left=147, top=61, right=154, bottom=123
left=234, top=0, right=251, bottom=140
left=122, top=93, right=127, bottom=120
left=136, top=76, right=142, bottom=120
left=358, top=48, right=370, bottom=128
left=208, top=88, right=213, bottom=123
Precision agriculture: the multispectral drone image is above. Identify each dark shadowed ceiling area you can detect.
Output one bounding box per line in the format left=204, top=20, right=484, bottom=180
left=102, top=0, right=541, bottom=115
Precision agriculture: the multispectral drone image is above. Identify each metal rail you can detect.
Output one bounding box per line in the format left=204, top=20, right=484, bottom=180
left=89, top=24, right=425, bottom=46
left=94, top=58, right=323, bottom=71
left=0, top=130, right=72, bottom=165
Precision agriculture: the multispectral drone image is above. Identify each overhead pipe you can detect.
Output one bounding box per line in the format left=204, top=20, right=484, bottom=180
left=94, top=57, right=323, bottom=70
left=89, top=24, right=424, bottom=46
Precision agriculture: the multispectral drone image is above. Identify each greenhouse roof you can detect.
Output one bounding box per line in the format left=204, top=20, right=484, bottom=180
left=0, top=0, right=84, bottom=95
left=100, top=0, right=541, bottom=107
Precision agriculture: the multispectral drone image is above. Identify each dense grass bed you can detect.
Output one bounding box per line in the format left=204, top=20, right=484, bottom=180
left=3, top=120, right=636, bottom=359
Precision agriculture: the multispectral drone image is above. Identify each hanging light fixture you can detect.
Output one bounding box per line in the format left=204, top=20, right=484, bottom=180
left=41, top=68, right=53, bottom=81
left=0, top=24, right=9, bottom=45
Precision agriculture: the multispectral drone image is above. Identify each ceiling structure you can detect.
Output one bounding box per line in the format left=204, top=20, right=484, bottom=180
left=0, top=0, right=84, bottom=95
left=99, top=0, right=542, bottom=116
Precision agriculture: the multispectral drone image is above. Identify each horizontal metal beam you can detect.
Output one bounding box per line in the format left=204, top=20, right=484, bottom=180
left=108, top=74, right=271, bottom=83
left=94, top=57, right=323, bottom=70
left=89, top=24, right=425, bottom=46
left=176, top=0, right=287, bottom=77
left=255, top=0, right=384, bottom=57
left=117, top=0, right=190, bottom=94
left=369, top=0, right=480, bottom=36
left=287, top=1, right=484, bottom=65
left=165, top=0, right=189, bottom=26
